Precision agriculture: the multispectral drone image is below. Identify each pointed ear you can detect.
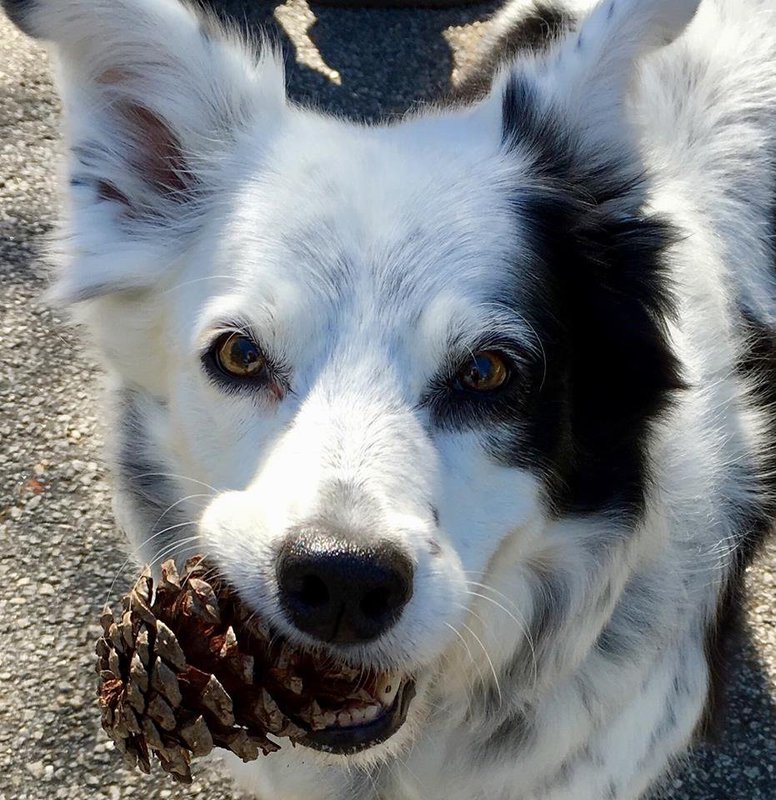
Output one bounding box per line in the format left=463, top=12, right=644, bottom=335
left=531, top=0, right=700, bottom=137
left=2, top=0, right=285, bottom=301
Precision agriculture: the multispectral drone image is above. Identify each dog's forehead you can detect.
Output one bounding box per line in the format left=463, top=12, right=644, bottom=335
left=221, top=112, right=530, bottom=341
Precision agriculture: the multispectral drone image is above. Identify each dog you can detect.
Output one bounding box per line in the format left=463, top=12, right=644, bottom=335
left=4, top=0, right=776, bottom=797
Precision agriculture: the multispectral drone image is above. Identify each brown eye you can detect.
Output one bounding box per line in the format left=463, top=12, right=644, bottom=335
left=456, top=351, right=510, bottom=393
left=214, top=333, right=266, bottom=378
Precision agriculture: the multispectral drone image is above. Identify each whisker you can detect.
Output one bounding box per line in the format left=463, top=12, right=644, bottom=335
left=460, top=574, right=524, bottom=608
left=444, top=621, right=483, bottom=703
left=458, top=620, right=502, bottom=709
left=127, top=471, right=219, bottom=494
left=149, top=493, right=212, bottom=530
left=464, top=589, right=538, bottom=691
left=146, top=538, right=204, bottom=572
left=104, top=520, right=201, bottom=605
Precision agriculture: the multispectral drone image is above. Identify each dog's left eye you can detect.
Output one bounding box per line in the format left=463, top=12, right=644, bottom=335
left=212, top=333, right=266, bottom=379
left=455, top=351, right=510, bottom=393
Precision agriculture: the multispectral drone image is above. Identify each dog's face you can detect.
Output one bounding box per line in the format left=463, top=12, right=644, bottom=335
left=5, top=0, right=699, bottom=764
left=108, top=102, right=550, bottom=758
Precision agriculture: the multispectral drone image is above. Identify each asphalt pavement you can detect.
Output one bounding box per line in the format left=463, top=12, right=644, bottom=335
left=0, top=2, right=774, bottom=799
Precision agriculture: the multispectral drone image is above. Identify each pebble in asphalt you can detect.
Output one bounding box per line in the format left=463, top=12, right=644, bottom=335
left=0, top=2, right=774, bottom=799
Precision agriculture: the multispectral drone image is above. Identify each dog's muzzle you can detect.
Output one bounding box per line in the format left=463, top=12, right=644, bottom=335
left=272, top=525, right=416, bottom=752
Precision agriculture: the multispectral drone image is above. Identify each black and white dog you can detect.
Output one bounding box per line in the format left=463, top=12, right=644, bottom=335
left=4, top=0, right=775, bottom=797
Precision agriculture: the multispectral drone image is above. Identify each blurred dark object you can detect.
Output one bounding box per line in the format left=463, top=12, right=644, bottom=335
left=198, top=0, right=502, bottom=121
left=310, top=0, right=485, bottom=7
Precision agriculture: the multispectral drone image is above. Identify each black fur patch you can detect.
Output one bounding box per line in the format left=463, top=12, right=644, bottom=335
left=453, top=2, right=574, bottom=103
left=496, top=76, right=685, bottom=519
left=488, top=2, right=571, bottom=60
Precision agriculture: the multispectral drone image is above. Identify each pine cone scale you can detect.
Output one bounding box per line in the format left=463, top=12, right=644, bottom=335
left=142, top=717, right=165, bottom=751
left=151, top=660, right=182, bottom=707
left=129, top=653, right=149, bottom=693
left=153, top=621, right=187, bottom=671
left=135, top=628, right=151, bottom=667
left=130, top=588, right=156, bottom=625
left=178, top=715, right=214, bottom=757
left=108, top=623, right=126, bottom=655
left=146, top=693, right=177, bottom=731
left=126, top=680, right=145, bottom=714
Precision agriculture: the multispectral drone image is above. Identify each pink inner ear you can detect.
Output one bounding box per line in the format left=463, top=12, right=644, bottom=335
left=94, top=67, right=192, bottom=205
left=121, top=102, right=191, bottom=197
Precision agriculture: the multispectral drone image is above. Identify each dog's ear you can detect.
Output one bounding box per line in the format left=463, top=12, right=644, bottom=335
left=522, top=0, right=700, bottom=144
left=2, top=0, right=285, bottom=301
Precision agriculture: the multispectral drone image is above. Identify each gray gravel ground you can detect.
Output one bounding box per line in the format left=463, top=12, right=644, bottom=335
left=0, top=2, right=774, bottom=799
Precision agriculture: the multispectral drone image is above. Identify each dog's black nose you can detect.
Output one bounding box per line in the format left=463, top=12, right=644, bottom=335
left=275, top=528, right=414, bottom=644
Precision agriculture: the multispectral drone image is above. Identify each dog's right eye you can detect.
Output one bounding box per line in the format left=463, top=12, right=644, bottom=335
left=211, top=333, right=267, bottom=379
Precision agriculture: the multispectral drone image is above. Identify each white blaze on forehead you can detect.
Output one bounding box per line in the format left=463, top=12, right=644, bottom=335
left=223, top=106, right=529, bottom=316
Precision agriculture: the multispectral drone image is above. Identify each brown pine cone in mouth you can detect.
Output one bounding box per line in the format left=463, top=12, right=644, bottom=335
left=96, top=556, right=409, bottom=784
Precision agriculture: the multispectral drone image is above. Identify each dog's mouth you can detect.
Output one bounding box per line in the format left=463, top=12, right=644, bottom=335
left=174, top=568, right=417, bottom=756
left=239, top=622, right=415, bottom=755
left=294, top=669, right=416, bottom=754
left=265, top=644, right=415, bottom=754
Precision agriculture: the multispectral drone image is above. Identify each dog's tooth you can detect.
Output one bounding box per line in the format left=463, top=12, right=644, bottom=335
left=363, top=704, right=381, bottom=722
left=336, top=711, right=352, bottom=728
left=348, top=707, right=366, bottom=726
left=375, top=672, right=401, bottom=707
left=323, top=711, right=337, bottom=728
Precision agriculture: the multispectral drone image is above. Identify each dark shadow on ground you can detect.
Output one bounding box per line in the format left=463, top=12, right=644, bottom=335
left=650, top=610, right=776, bottom=800
left=201, top=0, right=501, bottom=119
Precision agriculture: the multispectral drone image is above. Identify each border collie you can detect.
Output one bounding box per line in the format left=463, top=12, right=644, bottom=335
left=4, top=0, right=775, bottom=797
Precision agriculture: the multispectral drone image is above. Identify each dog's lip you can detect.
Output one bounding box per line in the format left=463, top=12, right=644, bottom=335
left=294, top=678, right=416, bottom=755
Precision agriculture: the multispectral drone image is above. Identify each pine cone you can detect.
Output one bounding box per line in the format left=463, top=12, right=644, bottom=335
left=96, top=556, right=318, bottom=784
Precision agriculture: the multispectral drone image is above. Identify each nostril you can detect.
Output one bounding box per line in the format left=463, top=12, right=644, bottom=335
left=299, top=574, right=329, bottom=608
left=360, top=586, right=393, bottom=621
left=359, top=562, right=413, bottom=623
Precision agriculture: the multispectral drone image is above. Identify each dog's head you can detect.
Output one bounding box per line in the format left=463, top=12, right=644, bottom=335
left=5, top=0, right=698, bottom=763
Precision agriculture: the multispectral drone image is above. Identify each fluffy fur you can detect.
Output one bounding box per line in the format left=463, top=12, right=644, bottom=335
left=4, top=0, right=776, bottom=797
